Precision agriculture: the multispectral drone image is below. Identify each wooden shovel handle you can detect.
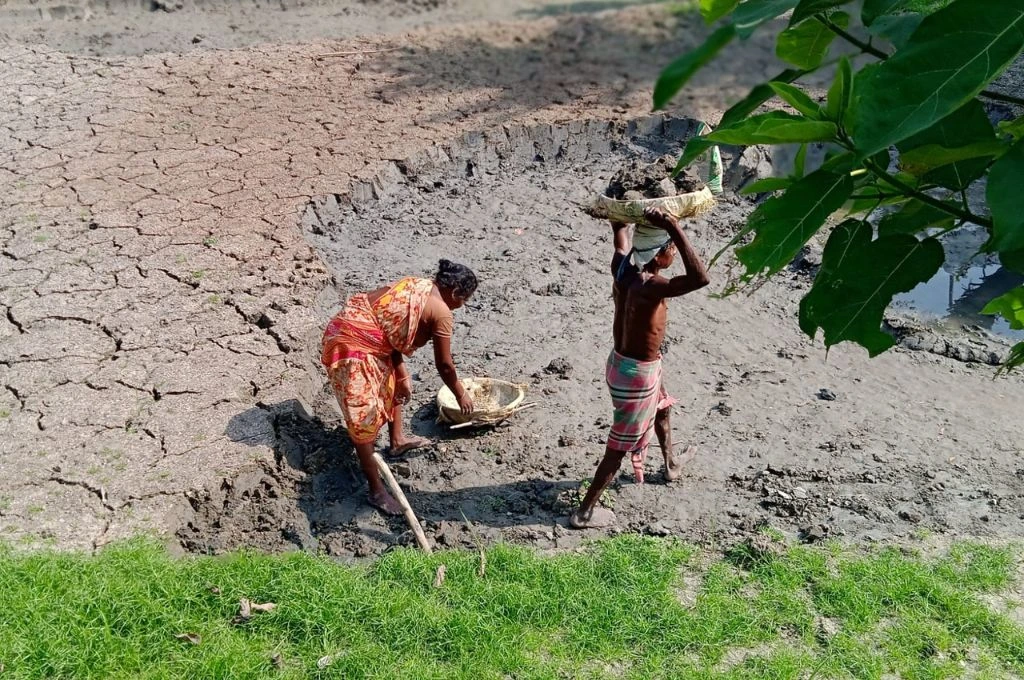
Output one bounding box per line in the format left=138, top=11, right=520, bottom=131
left=372, top=453, right=432, bottom=554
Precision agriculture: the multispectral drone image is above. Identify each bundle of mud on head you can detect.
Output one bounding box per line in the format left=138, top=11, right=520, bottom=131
left=586, top=122, right=722, bottom=231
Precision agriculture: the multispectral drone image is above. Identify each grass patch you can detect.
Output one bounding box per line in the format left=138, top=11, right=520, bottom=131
left=0, top=537, right=1021, bottom=678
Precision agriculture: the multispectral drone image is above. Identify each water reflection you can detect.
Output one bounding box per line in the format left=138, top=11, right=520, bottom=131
left=893, top=259, right=1024, bottom=340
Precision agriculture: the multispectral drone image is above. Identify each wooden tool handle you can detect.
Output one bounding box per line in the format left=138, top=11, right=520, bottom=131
left=372, top=453, right=432, bottom=554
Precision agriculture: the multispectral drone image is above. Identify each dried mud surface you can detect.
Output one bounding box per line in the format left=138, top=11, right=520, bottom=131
left=2, top=0, right=1023, bottom=558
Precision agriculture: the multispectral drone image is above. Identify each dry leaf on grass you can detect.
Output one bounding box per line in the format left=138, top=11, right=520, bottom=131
left=271, top=652, right=284, bottom=669
left=206, top=584, right=221, bottom=595
left=232, top=598, right=276, bottom=624
left=174, top=632, right=201, bottom=645
left=231, top=597, right=252, bottom=624
left=433, top=564, right=447, bottom=588
left=317, top=655, right=333, bottom=669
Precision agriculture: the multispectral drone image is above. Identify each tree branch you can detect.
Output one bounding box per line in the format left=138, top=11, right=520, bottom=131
left=978, top=90, right=1024, bottom=107
left=818, top=16, right=889, bottom=59
left=864, top=160, right=993, bottom=228
left=817, top=16, right=1024, bottom=107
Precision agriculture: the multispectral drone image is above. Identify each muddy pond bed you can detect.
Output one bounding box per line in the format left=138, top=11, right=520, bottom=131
left=175, top=116, right=1024, bottom=558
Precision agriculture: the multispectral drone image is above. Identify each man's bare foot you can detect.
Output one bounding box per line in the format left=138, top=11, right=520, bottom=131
left=664, top=444, right=696, bottom=482
left=386, top=436, right=430, bottom=457
left=368, top=490, right=404, bottom=516
left=569, top=506, right=616, bottom=529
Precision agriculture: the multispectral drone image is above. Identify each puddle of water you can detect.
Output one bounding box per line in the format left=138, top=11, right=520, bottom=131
left=884, top=222, right=1022, bottom=341
left=893, top=259, right=1024, bottom=341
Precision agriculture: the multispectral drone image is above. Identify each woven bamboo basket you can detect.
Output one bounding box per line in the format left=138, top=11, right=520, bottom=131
left=437, top=378, right=529, bottom=427
left=587, top=185, right=716, bottom=227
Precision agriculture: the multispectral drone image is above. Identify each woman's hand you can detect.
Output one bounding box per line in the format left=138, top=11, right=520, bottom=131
left=395, top=376, right=413, bottom=406
left=456, top=385, right=474, bottom=415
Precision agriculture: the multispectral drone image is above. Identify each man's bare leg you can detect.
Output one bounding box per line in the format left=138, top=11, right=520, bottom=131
left=354, top=440, right=403, bottom=515
left=655, top=406, right=695, bottom=482
left=569, top=446, right=624, bottom=529
left=387, top=407, right=429, bottom=456
left=656, top=407, right=681, bottom=482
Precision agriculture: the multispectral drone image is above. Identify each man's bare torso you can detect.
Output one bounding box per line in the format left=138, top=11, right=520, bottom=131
left=612, top=253, right=668, bottom=362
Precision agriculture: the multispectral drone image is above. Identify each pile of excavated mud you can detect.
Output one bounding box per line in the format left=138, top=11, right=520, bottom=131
left=605, top=154, right=704, bottom=200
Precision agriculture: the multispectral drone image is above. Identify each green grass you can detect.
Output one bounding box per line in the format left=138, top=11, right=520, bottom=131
left=0, top=537, right=1022, bottom=679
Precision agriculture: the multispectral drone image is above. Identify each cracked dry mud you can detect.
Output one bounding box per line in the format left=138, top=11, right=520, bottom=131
left=3, top=0, right=1024, bottom=558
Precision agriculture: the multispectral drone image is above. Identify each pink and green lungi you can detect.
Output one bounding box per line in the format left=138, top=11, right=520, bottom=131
left=605, top=350, right=676, bottom=484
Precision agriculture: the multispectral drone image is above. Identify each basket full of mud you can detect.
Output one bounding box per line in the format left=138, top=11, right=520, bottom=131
left=586, top=132, right=722, bottom=227
left=437, top=378, right=531, bottom=427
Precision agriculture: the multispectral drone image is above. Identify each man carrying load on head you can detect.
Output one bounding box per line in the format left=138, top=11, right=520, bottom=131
left=570, top=206, right=710, bottom=529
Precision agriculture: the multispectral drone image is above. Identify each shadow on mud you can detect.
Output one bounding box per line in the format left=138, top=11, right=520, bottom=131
left=358, top=9, right=776, bottom=127
left=175, top=400, right=578, bottom=557
left=516, top=0, right=667, bottom=17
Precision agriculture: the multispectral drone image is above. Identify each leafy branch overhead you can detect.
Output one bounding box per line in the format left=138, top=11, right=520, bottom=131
left=655, top=0, right=1024, bottom=370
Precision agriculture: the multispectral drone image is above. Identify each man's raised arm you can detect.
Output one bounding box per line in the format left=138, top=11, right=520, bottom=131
left=610, top=220, right=631, bottom=276
left=644, top=207, right=710, bottom=297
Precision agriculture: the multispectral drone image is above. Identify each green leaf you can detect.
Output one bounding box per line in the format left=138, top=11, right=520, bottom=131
left=790, top=0, right=852, bottom=24
left=844, top=190, right=909, bottom=216
left=981, top=286, right=1024, bottom=330
left=998, top=116, right=1024, bottom=142
left=705, top=111, right=838, bottom=145
left=719, top=69, right=808, bottom=129
left=986, top=139, right=1024, bottom=261
left=674, top=136, right=715, bottom=176
left=820, top=150, right=856, bottom=173
left=862, top=0, right=906, bottom=25
left=843, top=170, right=924, bottom=214
left=896, top=100, right=999, bottom=190
left=700, top=0, right=741, bottom=23
left=899, top=141, right=1005, bottom=178
left=799, top=220, right=944, bottom=355
left=777, top=12, right=847, bottom=69
left=734, top=0, right=800, bottom=39
left=732, top=169, right=854, bottom=281
left=654, top=25, right=737, bottom=110
left=739, top=177, right=794, bottom=194
left=824, top=57, right=852, bottom=123
left=794, top=143, right=808, bottom=177
left=768, top=82, right=823, bottom=118
left=865, top=12, right=923, bottom=49
left=877, top=199, right=956, bottom=237
left=998, top=342, right=1024, bottom=374
left=1002, top=248, right=1024, bottom=275
left=851, top=0, right=1024, bottom=157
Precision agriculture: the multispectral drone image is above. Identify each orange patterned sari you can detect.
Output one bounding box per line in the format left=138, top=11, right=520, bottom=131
left=321, top=277, right=434, bottom=444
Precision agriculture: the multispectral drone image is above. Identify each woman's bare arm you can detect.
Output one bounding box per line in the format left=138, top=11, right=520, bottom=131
left=432, top=335, right=463, bottom=396
left=391, top=350, right=407, bottom=378
left=433, top=334, right=473, bottom=414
